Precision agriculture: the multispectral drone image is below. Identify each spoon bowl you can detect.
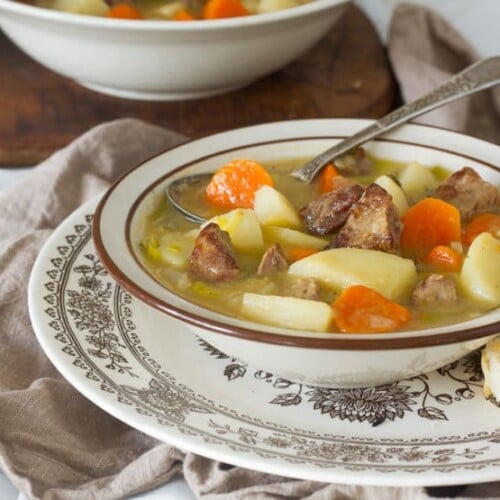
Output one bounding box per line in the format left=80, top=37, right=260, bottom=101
left=168, top=173, right=213, bottom=223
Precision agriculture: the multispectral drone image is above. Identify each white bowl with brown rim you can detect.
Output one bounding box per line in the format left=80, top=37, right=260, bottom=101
left=93, top=119, right=500, bottom=387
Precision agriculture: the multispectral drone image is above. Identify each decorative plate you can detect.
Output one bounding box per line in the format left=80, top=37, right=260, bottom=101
left=28, top=198, right=500, bottom=487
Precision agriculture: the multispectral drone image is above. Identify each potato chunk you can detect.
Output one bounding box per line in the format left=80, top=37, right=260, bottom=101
left=258, top=0, right=300, bottom=13
left=374, top=174, right=409, bottom=216
left=262, top=226, right=328, bottom=250
left=253, top=185, right=302, bottom=229
left=141, top=231, right=196, bottom=270
left=460, top=232, right=500, bottom=307
left=241, top=293, right=333, bottom=332
left=158, top=231, right=196, bottom=269
left=37, top=0, right=108, bottom=15
left=398, top=161, right=437, bottom=203
left=143, top=2, right=184, bottom=19
left=289, top=248, right=417, bottom=301
left=206, top=208, right=264, bottom=253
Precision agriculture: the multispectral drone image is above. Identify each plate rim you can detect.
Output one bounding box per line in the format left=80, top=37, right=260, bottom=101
left=28, top=196, right=500, bottom=488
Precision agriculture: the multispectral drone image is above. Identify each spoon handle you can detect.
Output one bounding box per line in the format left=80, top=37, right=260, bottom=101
left=291, top=56, right=500, bottom=183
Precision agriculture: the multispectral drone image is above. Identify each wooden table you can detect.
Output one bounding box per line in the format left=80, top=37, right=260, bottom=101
left=0, top=4, right=396, bottom=166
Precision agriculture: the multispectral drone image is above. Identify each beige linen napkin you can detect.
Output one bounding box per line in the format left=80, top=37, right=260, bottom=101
left=388, top=3, right=500, bottom=145
left=0, top=119, right=187, bottom=499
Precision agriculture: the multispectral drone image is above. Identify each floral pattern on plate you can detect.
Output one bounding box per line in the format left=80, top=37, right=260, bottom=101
left=199, top=338, right=485, bottom=425
left=30, top=200, right=500, bottom=486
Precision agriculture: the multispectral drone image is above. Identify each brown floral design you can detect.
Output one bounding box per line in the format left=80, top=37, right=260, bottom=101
left=67, top=253, right=136, bottom=376
left=36, top=210, right=500, bottom=479
left=198, top=338, right=485, bottom=425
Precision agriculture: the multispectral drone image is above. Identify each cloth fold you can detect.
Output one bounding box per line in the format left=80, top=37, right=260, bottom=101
left=0, top=4, right=499, bottom=500
left=388, top=3, right=500, bottom=145
left=0, top=119, right=187, bottom=499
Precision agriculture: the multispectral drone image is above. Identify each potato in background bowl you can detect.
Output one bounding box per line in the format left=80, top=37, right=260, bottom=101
left=0, top=0, right=349, bottom=100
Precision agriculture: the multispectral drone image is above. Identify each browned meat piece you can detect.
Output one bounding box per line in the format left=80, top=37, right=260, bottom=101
left=287, top=277, right=321, bottom=300
left=300, top=184, right=364, bottom=235
left=334, top=147, right=373, bottom=175
left=434, top=167, right=500, bottom=220
left=190, top=223, right=241, bottom=282
left=257, top=244, right=288, bottom=276
left=412, top=274, right=457, bottom=306
left=331, top=183, right=402, bottom=253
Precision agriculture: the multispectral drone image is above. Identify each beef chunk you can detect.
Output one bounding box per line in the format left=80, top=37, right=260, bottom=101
left=287, top=277, right=321, bottom=300
left=412, top=274, right=458, bottom=306
left=190, top=223, right=241, bottom=281
left=332, top=183, right=402, bottom=253
left=334, top=147, right=373, bottom=175
left=257, top=244, right=288, bottom=276
left=434, top=167, right=500, bottom=220
left=300, top=184, right=364, bottom=235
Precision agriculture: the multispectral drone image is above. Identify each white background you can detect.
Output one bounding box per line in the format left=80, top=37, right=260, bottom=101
left=1, top=0, right=499, bottom=498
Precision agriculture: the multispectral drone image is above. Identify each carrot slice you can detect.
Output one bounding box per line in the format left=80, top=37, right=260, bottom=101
left=202, top=0, right=249, bottom=19
left=107, top=4, right=143, bottom=19
left=423, top=245, right=463, bottom=272
left=462, top=212, right=500, bottom=247
left=401, top=198, right=461, bottom=255
left=173, top=9, right=196, bottom=20
left=286, top=247, right=319, bottom=262
left=332, top=285, right=412, bottom=334
left=317, top=164, right=340, bottom=194
left=205, top=159, right=273, bottom=209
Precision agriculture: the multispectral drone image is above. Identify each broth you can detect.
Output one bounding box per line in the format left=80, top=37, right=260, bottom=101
left=139, top=155, right=498, bottom=333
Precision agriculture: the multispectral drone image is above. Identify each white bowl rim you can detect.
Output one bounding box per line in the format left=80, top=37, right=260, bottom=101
left=0, top=0, right=350, bottom=30
left=93, top=119, right=500, bottom=351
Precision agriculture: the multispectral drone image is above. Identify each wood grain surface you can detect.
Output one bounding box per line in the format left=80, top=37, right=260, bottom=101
left=0, top=4, right=396, bottom=166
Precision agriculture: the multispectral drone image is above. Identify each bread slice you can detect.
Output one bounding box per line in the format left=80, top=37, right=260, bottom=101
left=481, top=336, right=500, bottom=406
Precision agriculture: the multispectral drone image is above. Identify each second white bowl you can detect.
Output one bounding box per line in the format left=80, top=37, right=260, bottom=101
left=0, top=0, right=349, bottom=100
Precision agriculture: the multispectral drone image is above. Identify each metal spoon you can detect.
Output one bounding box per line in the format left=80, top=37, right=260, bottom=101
left=168, top=56, right=500, bottom=223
